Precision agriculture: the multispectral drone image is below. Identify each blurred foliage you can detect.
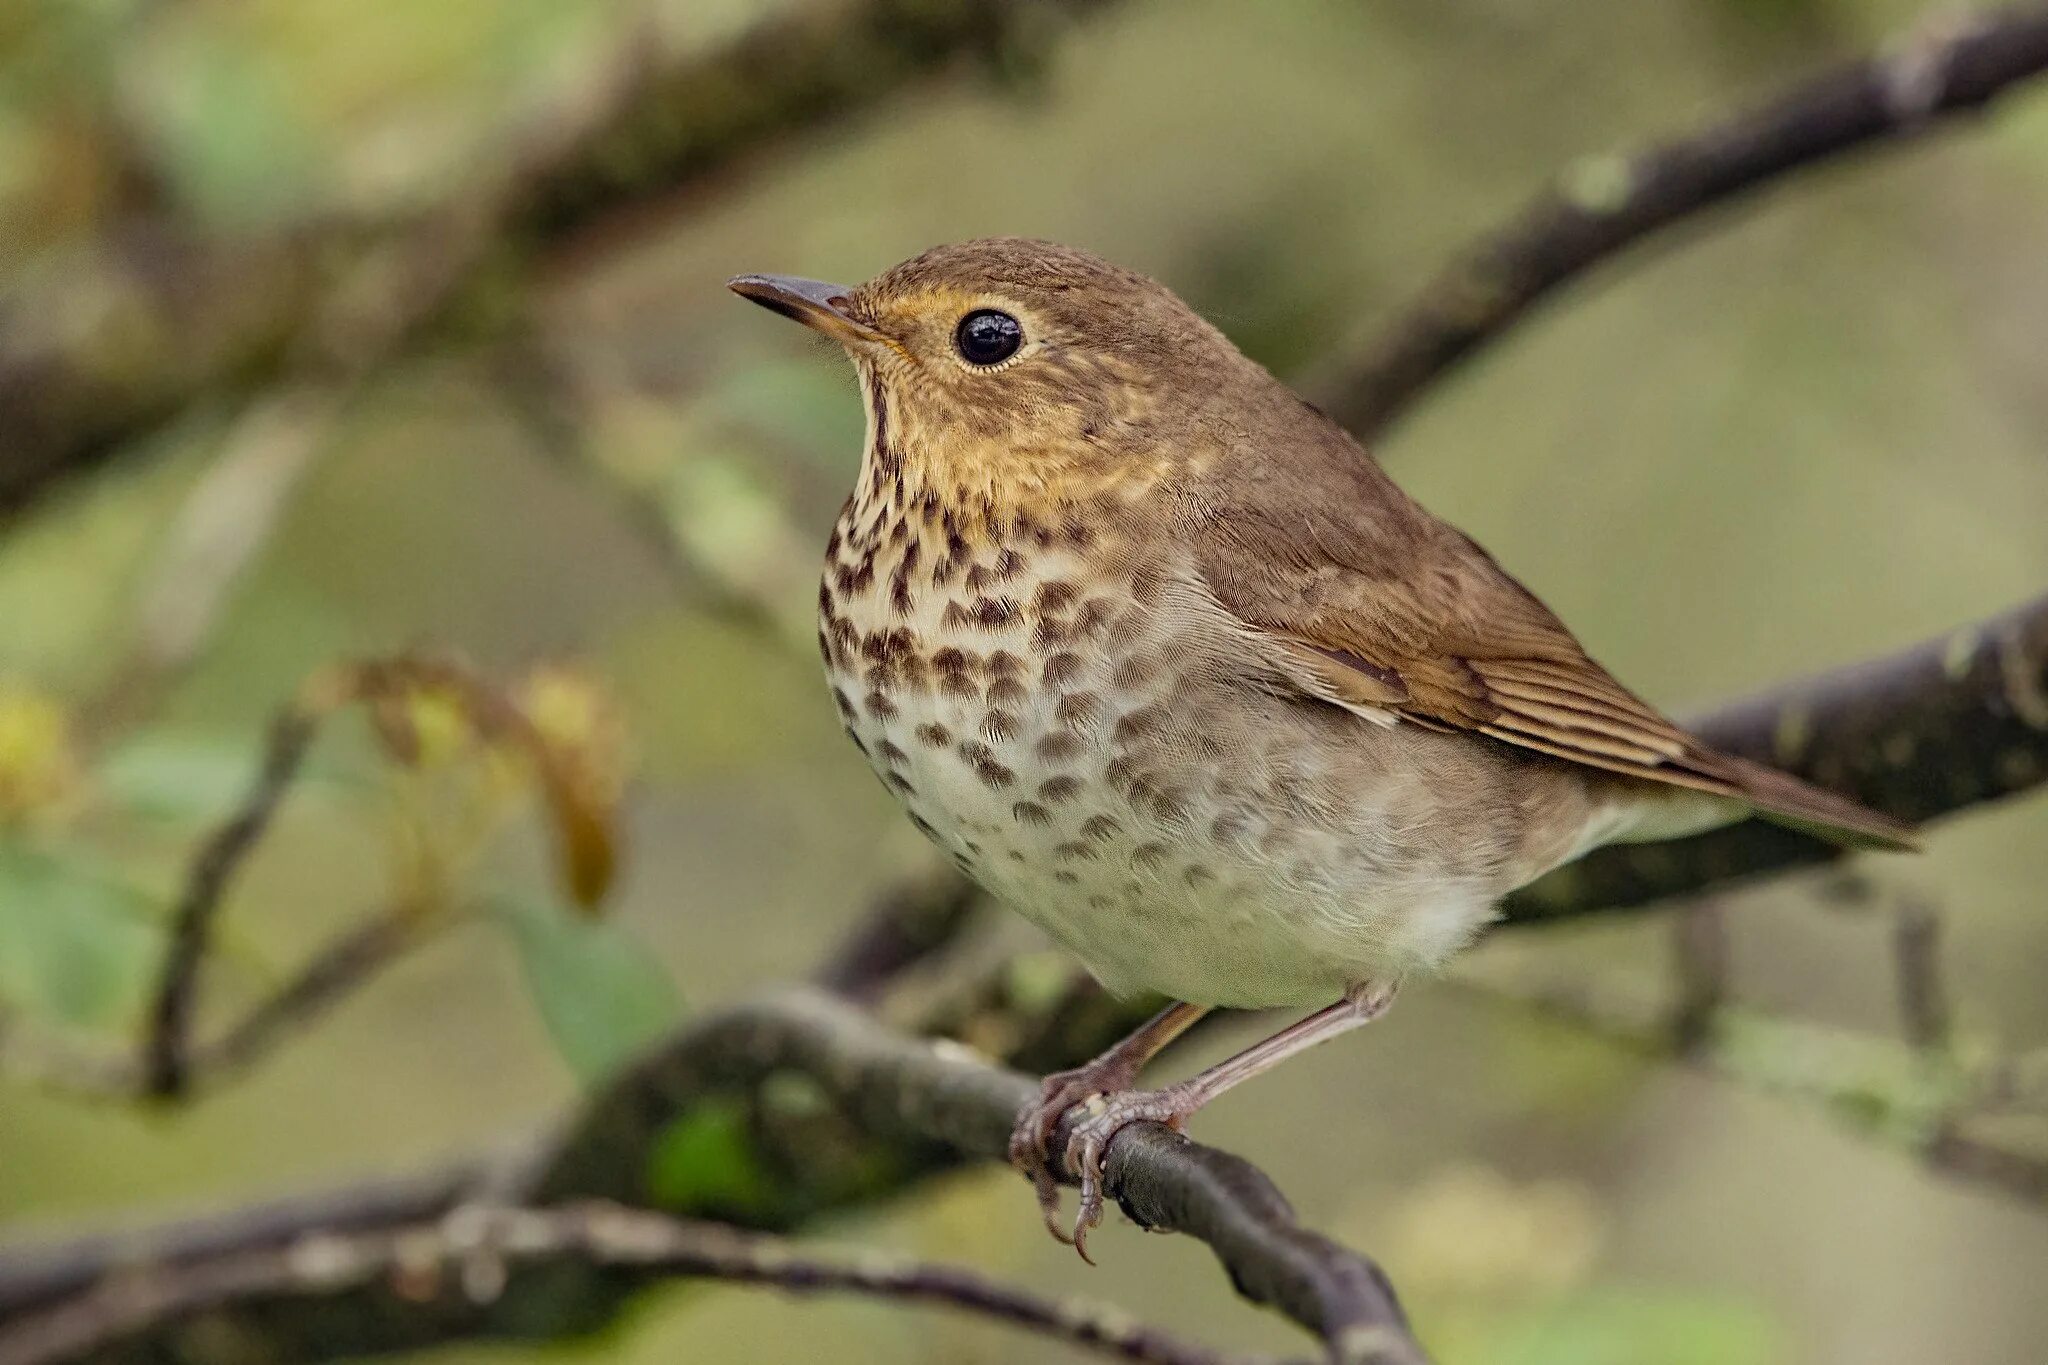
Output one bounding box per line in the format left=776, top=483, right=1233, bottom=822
left=2, top=0, right=2047, bottom=1362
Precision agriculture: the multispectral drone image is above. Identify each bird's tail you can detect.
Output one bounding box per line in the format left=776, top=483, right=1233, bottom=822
left=1721, top=754, right=1919, bottom=851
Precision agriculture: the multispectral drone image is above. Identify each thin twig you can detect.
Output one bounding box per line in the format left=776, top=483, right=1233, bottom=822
left=138, top=654, right=618, bottom=1097
left=0, top=1201, right=1259, bottom=1365
left=1312, top=5, right=2048, bottom=438
left=1892, top=896, right=1952, bottom=1055
left=140, top=700, right=322, bottom=1097
left=6, top=905, right=437, bottom=1102
left=1451, top=969, right=2048, bottom=1208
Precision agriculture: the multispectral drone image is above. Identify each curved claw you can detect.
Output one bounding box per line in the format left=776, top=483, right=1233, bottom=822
left=1007, top=1057, right=1145, bottom=1246
left=1056, top=1085, right=1197, bottom=1263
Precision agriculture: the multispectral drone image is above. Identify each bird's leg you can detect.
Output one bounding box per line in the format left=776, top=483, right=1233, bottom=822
left=1058, top=979, right=1398, bottom=1260
left=1008, top=1000, right=1210, bottom=1241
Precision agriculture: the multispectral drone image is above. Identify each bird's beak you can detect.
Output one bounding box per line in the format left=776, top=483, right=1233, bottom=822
left=728, top=274, right=888, bottom=349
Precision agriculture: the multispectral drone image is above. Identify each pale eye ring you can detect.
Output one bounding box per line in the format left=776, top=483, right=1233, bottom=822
left=954, top=309, right=1023, bottom=366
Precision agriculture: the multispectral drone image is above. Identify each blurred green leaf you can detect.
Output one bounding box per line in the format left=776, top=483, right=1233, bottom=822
left=97, top=733, right=266, bottom=821
left=1432, top=1288, right=1780, bottom=1365
left=0, top=838, right=161, bottom=1029
left=489, top=891, right=679, bottom=1085
left=645, top=1098, right=776, bottom=1217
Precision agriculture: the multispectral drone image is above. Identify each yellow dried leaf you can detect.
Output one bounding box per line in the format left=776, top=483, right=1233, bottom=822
left=0, top=681, right=80, bottom=821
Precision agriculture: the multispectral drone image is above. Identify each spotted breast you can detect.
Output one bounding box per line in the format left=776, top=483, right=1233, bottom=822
left=815, top=411, right=1559, bottom=1009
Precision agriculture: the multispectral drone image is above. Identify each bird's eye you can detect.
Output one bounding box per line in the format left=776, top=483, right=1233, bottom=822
left=954, top=309, right=1023, bottom=366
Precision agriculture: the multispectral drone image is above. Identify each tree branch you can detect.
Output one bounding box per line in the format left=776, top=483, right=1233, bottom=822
left=0, top=1202, right=1259, bottom=1365
left=0, top=0, right=1120, bottom=519
left=1310, top=5, right=2048, bottom=439
left=0, top=988, right=1425, bottom=1365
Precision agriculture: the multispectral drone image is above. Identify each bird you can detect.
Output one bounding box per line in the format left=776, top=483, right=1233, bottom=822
left=728, top=238, right=1914, bottom=1256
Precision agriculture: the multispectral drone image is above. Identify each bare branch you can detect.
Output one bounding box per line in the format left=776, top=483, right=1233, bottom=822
left=1311, top=6, right=2048, bottom=438
left=0, top=988, right=1427, bottom=1365
left=3, top=904, right=434, bottom=1103
left=141, top=696, right=323, bottom=1096
left=0, top=1201, right=1260, bottom=1365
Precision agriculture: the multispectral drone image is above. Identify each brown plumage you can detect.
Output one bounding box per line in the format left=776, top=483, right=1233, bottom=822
left=731, top=238, right=1914, bottom=1255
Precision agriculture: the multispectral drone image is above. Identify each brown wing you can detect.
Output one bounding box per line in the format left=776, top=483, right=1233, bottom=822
left=1190, top=416, right=1915, bottom=850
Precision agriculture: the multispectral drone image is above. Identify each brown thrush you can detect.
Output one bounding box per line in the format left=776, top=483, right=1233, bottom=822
left=730, top=239, right=1914, bottom=1256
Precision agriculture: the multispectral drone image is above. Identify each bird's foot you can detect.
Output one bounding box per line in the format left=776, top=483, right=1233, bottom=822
left=1058, top=1084, right=1200, bottom=1262
left=1007, top=1058, right=1142, bottom=1249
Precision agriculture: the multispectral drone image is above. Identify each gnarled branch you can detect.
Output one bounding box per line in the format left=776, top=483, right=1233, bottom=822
left=1310, top=6, right=2048, bottom=438
left=0, top=988, right=1425, bottom=1365
left=0, top=1202, right=1254, bottom=1365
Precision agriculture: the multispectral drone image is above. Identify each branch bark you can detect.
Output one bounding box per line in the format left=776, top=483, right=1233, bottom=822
left=1309, top=6, right=2048, bottom=439
left=0, top=1202, right=1255, bottom=1365
left=0, top=989, right=1424, bottom=1365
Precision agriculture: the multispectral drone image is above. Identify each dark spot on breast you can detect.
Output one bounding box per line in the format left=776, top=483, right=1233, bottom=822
left=832, top=689, right=856, bottom=719
left=1053, top=840, right=1097, bottom=862
left=1036, top=732, right=1083, bottom=763
left=1132, top=842, right=1169, bottom=870
left=915, top=722, right=951, bottom=747
left=1210, top=812, right=1248, bottom=843
left=1041, top=652, right=1083, bottom=688
left=957, top=740, right=1015, bottom=789
left=986, top=650, right=1024, bottom=677
left=890, top=542, right=921, bottom=615
left=863, top=689, right=897, bottom=719
left=1113, top=705, right=1165, bottom=745
left=887, top=772, right=916, bottom=795
left=1039, top=775, right=1082, bottom=804
left=1012, top=800, right=1052, bottom=827
left=1033, top=581, right=1079, bottom=615
left=949, top=597, right=1017, bottom=629
left=1147, top=786, right=1187, bottom=822
left=1055, top=692, right=1100, bottom=729
left=1052, top=870, right=1081, bottom=885
left=1079, top=814, right=1122, bottom=842
left=877, top=740, right=908, bottom=765
left=981, top=710, right=1019, bottom=744
left=988, top=678, right=1028, bottom=708
left=1184, top=865, right=1217, bottom=889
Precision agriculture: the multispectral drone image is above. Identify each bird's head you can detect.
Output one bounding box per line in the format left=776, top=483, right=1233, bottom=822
left=730, top=238, right=1267, bottom=511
